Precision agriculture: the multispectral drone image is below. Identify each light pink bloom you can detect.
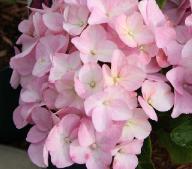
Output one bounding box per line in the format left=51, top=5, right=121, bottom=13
left=136, top=43, right=158, bottom=65
left=10, top=41, right=36, bottom=76
left=72, top=25, right=117, bottom=63
left=64, top=0, right=87, bottom=5
left=63, top=5, right=89, bottom=35
left=181, top=39, right=192, bottom=71
left=42, top=83, right=58, bottom=109
left=46, top=114, right=80, bottom=168
left=139, top=0, right=166, bottom=29
left=84, top=87, right=137, bottom=132
left=166, top=67, right=192, bottom=118
left=126, top=53, right=161, bottom=74
left=27, top=107, right=56, bottom=167
left=112, top=140, right=143, bottom=169
left=55, top=72, right=84, bottom=110
left=43, top=12, right=64, bottom=33
left=13, top=103, right=38, bottom=129
left=115, top=12, right=154, bottom=48
left=138, top=80, right=174, bottom=121
left=32, top=35, right=69, bottom=77
left=70, top=118, right=121, bottom=169
left=121, top=108, right=151, bottom=141
left=75, top=63, right=103, bottom=98
left=49, top=51, right=81, bottom=82
left=103, top=50, right=146, bottom=91
left=20, top=76, right=47, bottom=104
left=87, top=0, right=138, bottom=24
left=156, top=49, right=170, bottom=68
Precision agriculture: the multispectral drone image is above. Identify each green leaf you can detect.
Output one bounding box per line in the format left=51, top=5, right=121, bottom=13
left=157, top=129, right=192, bottom=164
left=171, top=121, right=192, bottom=148
left=136, top=138, right=155, bottom=169
left=156, top=0, right=167, bottom=8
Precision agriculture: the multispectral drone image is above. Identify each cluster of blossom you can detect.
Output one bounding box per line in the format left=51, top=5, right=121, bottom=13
left=10, top=0, right=192, bottom=169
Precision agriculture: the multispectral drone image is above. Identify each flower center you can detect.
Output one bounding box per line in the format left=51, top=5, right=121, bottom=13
left=90, top=50, right=96, bottom=56
left=90, top=143, right=97, bottom=150
left=64, top=137, right=71, bottom=144
left=113, top=75, right=121, bottom=85
left=89, top=80, right=96, bottom=88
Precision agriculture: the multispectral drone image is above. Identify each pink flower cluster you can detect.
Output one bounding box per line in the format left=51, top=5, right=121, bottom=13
left=10, top=0, right=192, bottom=169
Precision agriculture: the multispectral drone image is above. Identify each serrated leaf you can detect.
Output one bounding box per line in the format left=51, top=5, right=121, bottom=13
left=157, top=129, right=192, bottom=164
left=171, top=121, right=192, bottom=148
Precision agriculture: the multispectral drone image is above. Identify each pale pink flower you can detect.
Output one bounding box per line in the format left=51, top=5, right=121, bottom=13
left=46, top=114, right=80, bottom=168
left=75, top=63, right=103, bottom=98
left=70, top=118, right=121, bottom=169
left=84, top=87, right=137, bottom=132
left=49, top=51, right=81, bottom=82
left=13, top=103, right=38, bottom=129
left=87, top=0, right=138, bottom=24
left=20, top=76, right=47, bottom=104
left=166, top=67, right=192, bottom=118
left=55, top=72, right=84, bottom=110
left=63, top=5, right=89, bottom=35
left=115, top=12, right=154, bottom=48
left=72, top=25, right=117, bottom=63
left=138, top=80, right=174, bottom=121
left=112, top=140, right=143, bottom=169
left=103, top=50, right=146, bottom=91
left=121, top=108, right=152, bottom=141
left=181, top=39, right=192, bottom=71
left=27, top=107, right=57, bottom=167
left=64, top=0, right=87, bottom=5
left=139, top=0, right=176, bottom=48
left=32, top=35, right=69, bottom=77
left=43, top=12, right=64, bottom=33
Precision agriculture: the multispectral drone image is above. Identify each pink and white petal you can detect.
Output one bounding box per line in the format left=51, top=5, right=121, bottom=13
left=86, top=150, right=112, bottom=169
left=155, top=26, right=176, bottom=48
left=78, top=118, right=95, bottom=147
left=84, top=92, right=103, bottom=116
left=135, top=26, right=154, bottom=45
left=28, top=142, right=47, bottom=168
left=43, top=12, right=63, bottom=32
left=88, top=9, right=109, bottom=25
left=111, top=50, right=127, bottom=75
left=138, top=96, right=158, bottom=121
left=172, top=91, right=192, bottom=118
left=129, top=118, right=151, bottom=140
left=92, top=106, right=111, bottom=132
left=120, top=66, right=146, bottom=91
left=151, top=89, right=174, bottom=112
left=97, top=40, right=117, bottom=63
left=121, top=139, right=143, bottom=154
left=46, top=127, right=73, bottom=168
left=70, top=140, right=91, bottom=164
left=32, top=56, right=51, bottom=77
left=113, top=153, right=138, bottom=169
left=109, top=100, right=133, bottom=121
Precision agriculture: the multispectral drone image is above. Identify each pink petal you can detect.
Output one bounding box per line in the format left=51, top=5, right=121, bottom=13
left=78, top=119, right=95, bottom=147
left=28, top=141, right=47, bottom=168
left=138, top=96, right=158, bottom=121
left=26, top=126, right=47, bottom=143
